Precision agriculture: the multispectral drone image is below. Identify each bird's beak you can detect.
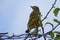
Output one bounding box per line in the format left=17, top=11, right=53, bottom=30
left=30, top=6, right=34, bottom=9
left=30, top=6, right=33, bottom=8
left=30, top=6, right=32, bottom=8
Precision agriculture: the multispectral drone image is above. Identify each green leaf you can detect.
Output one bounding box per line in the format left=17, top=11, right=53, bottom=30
left=54, top=31, right=60, bottom=35
left=55, top=37, right=60, bottom=40
left=49, top=32, right=54, bottom=39
left=45, top=22, right=54, bottom=28
left=53, top=8, right=60, bottom=16
left=31, top=29, right=38, bottom=36
left=56, top=35, right=60, bottom=38
left=55, top=35, right=60, bottom=40
left=54, top=19, right=60, bottom=23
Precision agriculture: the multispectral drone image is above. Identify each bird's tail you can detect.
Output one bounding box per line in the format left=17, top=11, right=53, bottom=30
left=25, top=29, right=30, bottom=33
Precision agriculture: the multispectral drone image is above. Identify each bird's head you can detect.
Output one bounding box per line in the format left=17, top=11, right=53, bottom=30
left=31, top=6, right=39, bottom=11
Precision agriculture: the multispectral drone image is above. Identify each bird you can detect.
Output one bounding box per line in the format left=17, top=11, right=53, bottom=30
left=25, top=6, right=42, bottom=33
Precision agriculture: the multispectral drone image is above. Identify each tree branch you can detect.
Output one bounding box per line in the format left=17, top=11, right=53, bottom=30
left=42, top=0, right=57, bottom=21
left=41, top=26, right=46, bottom=40
left=40, top=0, right=57, bottom=40
left=24, top=33, right=30, bottom=40
left=0, top=23, right=59, bottom=40
left=31, top=23, right=60, bottom=40
left=45, top=23, right=60, bottom=36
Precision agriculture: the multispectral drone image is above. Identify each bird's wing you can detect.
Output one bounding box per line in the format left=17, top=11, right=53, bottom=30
left=28, top=12, right=40, bottom=25
left=28, top=12, right=36, bottom=27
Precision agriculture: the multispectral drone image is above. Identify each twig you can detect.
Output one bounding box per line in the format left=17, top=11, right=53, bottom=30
left=40, top=0, right=57, bottom=40
left=45, top=23, right=60, bottom=36
left=24, top=33, right=30, bottom=40
left=0, top=32, right=8, bottom=34
left=42, top=0, right=57, bottom=21
left=31, top=23, right=60, bottom=40
left=0, top=23, right=59, bottom=40
left=44, top=23, right=60, bottom=38
left=41, top=27, right=46, bottom=40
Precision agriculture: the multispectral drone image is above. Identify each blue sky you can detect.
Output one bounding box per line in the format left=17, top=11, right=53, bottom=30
left=0, top=0, right=60, bottom=40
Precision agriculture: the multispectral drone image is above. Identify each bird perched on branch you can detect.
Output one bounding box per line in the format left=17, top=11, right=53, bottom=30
left=25, top=6, right=42, bottom=33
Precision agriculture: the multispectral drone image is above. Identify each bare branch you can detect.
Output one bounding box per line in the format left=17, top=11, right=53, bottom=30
left=42, top=0, right=57, bottom=21
left=0, top=22, right=59, bottom=40
left=41, top=26, right=46, bottom=40
left=45, top=23, right=60, bottom=36
left=0, top=32, right=8, bottom=34
left=24, top=33, right=30, bottom=40
left=31, top=23, right=60, bottom=40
